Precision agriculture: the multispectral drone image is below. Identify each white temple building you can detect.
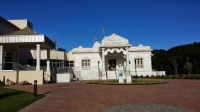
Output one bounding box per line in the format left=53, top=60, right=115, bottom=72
left=0, top=16, right=165, bottom=83
left=71, top=33, right=165, bottom=80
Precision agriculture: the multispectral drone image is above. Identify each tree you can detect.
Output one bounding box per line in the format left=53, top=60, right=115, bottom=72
left=184, top=62, right=192, bottom=75
left=57, top=47, right=67, bottom=52
left=152, top=42, right=200, bottom=74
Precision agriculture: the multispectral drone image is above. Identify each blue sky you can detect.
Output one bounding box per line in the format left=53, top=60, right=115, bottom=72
left=0, top=0, right=200, bottom=51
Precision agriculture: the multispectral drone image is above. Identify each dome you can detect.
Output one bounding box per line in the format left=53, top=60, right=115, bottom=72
left=93, top=41, right=101, bottom=48
left=101, top=33, right=129, bottom=46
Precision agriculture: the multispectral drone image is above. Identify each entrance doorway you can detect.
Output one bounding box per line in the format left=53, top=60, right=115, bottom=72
left=108, top=59, right=116, bottom=71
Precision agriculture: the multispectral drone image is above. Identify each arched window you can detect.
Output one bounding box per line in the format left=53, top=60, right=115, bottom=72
left=82, top=56, right=90, bottom=70
left=134, top=55, right=143, bottom=68
left=135, top=58, right=143, bottom=68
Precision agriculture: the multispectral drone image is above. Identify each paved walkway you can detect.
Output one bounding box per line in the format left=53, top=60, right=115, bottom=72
left=6, top=79, right=200, bottom=112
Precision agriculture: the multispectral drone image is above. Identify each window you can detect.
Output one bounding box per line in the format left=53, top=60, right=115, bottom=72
left=69, top=61, right=74, bottom=67
left=82, top=60, right=90, bottom=69
left=50, top=59, right=61, bottom=67
left=40, top=60, right=46, bottom=66
left=135, top=58, right=143, bottom=68
left=27, top=59, right=33, bottom=66
left=65, top=61, right=74, bottom=67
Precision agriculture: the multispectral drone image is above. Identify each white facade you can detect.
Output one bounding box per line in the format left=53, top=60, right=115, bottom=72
left=72, top=33, right=165, bottom=80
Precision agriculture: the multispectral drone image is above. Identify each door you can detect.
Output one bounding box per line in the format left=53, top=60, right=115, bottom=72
left=108, top=59, right=116, bottom=71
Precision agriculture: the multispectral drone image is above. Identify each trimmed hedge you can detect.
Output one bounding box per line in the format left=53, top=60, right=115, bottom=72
left=130, top=74, right=200, bottom=79
left=146, top=74, right=200, bottom=79
left=86, top=79, right=167, bottom=85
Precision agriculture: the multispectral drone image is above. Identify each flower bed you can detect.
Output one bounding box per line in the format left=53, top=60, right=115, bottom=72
left=86, top=79, right=167, bottom=85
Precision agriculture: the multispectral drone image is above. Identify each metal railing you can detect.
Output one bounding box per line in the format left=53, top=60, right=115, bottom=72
left=0, top=62, right=14, bottom=70
left=56, top=67, right=73, bottom=74
left=0, top=62, right=47, bottom=71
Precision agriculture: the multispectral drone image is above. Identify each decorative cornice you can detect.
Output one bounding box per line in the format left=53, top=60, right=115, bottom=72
left=104, top=48, right=126, bottom=55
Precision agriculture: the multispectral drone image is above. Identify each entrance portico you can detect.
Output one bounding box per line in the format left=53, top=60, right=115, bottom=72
left=100, top=33, right=131, bottom=79
left=101, top=47, right=130, bottom=79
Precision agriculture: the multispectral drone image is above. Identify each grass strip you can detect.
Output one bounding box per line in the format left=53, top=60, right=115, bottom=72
left=0, top=87, right=45, bottom=112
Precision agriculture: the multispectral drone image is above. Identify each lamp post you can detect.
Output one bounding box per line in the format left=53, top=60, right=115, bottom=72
left=34, top=80, right=37, bottom=97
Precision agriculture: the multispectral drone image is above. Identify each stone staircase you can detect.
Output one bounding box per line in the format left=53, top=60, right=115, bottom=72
left=107, top=71, right=118, bottom=79
left=81, top=71, right=99, bottom=80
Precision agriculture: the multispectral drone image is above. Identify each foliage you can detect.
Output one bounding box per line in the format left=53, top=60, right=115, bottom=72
left=0, top=87, right=45, bottom=112
left=57, top=47, right=67, bottom=52
left=0, top=80, right=3, bottom=86
left=184, top=62, right=192, bottom=74
left=86, top=79, right=167, bottom=85
left=152, top=42, right=200, bottom=74
left=132, top=75, right=139, bottom=79
left=149, top=74, right=200, bottom=79
left=151, top=75, right=155, bottom=78
left=145, top=75, right=149, bottom=78
left=137, top=74, right=200, bottom=79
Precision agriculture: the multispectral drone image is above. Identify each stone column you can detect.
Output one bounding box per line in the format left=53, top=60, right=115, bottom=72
left=36, top=44, right=41, bottom=71
left=46, top=48, right=50, bottom=71
left=0, top=46, right=3, bottom=70
left=126, top=47, right=132, bottom=82
left=102, top=48, right=105, bottom=71
left=101, top=48, right=106, bottom=79
left=126, top=47, right=129, bottom=70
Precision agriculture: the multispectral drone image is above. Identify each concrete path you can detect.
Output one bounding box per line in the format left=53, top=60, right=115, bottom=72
left=6, top=79, right=200, bottom=112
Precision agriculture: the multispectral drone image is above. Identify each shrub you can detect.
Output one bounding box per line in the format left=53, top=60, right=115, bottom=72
left=145, top=75, right=149, bottom=78
left=0, top=80, right=2, bottom=86
left=169, top=75, right=174, bottom=79
left=163, top=75, right=168, bottom=79
left=156, top=75, right=161, bottom=79
left=179, top=74, right=183, bottom=79
left=181, top=75, right=187, bottom=79
left=86, top=79, right=167, bottom=85
left=151, top=75, right=155, bottom=78
left=173, top=75, right=180, bottom=79
left=136, top=75, right=139, bottom=79
left=194, top=74, right=200, bottom=79
left=161, top=75, right=165, bottom=79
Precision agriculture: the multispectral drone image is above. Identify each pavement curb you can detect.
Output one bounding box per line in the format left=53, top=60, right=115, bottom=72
left=19, top=94, right=49, bottom=112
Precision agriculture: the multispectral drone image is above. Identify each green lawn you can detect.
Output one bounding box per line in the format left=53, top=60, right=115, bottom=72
left=0, top=87, right=45, bottom=112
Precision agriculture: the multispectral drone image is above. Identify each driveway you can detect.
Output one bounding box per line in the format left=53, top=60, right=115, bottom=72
left=6, top=79, right=200, bottom=112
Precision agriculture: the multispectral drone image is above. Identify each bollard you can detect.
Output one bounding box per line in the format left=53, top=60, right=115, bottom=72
left=34, top=80, right=37, bottom=97
left=3, top=76, right=5, bottom=86
left=98, top=61, right=100, bottom=80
